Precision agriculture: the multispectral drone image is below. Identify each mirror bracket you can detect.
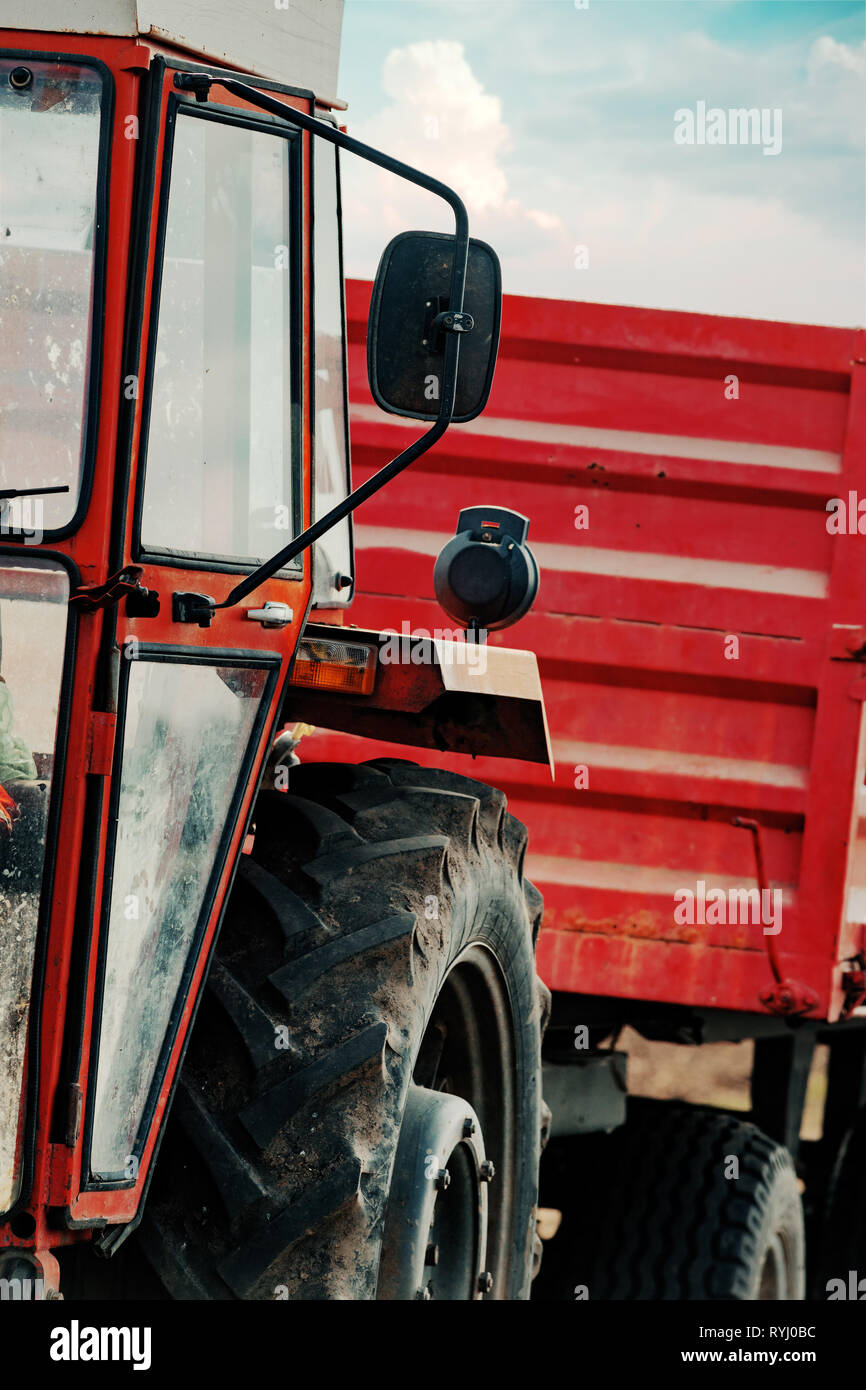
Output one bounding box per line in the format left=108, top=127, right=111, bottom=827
left=432, top=309, right=475, bottom=336
left=172, top=591, right=215, bottom=628
left=177, top=72, right=213, bottom=102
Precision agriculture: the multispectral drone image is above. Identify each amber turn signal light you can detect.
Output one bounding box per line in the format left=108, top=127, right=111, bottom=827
left=289, top=637, right=377, bottom=695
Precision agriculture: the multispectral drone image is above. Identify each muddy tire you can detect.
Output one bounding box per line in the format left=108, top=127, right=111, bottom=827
left=137, top=759, right=547, bottom=1300
left=536, top=1100, right=805, bottom=1300
left=814, top=1105, right=866, bottom=1297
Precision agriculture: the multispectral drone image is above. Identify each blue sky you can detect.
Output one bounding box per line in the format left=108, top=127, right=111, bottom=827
left=337, top=0, right=865, bottom=325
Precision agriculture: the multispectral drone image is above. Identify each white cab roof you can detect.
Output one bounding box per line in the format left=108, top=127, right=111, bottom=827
left=0, top=0, right=344, bottom=98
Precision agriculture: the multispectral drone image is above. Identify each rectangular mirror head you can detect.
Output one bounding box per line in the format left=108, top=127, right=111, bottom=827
left=367, top=231, right=502, bottom=423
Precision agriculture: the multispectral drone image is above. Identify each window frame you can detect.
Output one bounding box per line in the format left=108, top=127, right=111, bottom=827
left=81, top=643, right=281, bottom=1189
left=131, top=95, right=304, bottom=576
left=310, top=125, right=354, bottom=608
left=0, top=50, right=114, bottom=544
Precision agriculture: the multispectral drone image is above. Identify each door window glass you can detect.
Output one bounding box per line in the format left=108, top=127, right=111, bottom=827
left=141, top=112, right=295, bottom=563
left=90, top=656, right=270, bottom=1178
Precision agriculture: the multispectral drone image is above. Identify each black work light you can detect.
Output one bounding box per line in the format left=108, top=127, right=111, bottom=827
left=433, top=507, right=539, bottom=634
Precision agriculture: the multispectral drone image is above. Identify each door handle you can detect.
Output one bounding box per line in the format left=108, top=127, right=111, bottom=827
left=246, top=602, right=293, bottom=629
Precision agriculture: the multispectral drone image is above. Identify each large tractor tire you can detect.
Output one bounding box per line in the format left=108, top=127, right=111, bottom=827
left=138, top=759, right=548, bottom=1300
left=535, top=1100, right=805, bottom=1300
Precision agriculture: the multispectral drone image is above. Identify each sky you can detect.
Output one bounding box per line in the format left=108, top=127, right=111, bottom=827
left=337, top=0, right=865, bottom=325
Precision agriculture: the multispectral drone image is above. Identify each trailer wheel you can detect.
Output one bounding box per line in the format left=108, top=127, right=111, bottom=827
left=137, top=760, right=547, bottom=1300
left=814, top=1105, right=866, bottom=1296
left=536, top=1101, right=805, bottom=1300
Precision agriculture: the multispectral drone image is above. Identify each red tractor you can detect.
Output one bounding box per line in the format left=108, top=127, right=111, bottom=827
left=0, top=2, right=551, bottom=1300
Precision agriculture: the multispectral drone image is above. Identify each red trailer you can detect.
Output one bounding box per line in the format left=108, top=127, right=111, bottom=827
left=1, top=3, right=862, bottom=1303
left=304, top=278, right=866, bottom=1299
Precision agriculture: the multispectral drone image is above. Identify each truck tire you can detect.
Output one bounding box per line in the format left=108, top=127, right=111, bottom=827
left=137, top=759, right=547, bottom=1300
left=536, top=1100, right=805, bottom=1300
left=814, top=1106, right=866, bottom=1297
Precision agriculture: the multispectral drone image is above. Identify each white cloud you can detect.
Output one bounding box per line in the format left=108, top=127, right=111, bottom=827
left=340, top=39, right=563, bottom=281
left=339, top=20, right=864, bottom=327
left=358, top=39, right=510, bottom=214
left=527, top=209, right=563, bottom=232
left=808, top=35, right=866, bottom=79
left=554, top=175, right=864, bottom=325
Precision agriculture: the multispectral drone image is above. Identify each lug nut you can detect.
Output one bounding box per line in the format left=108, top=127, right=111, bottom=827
left=425, top=1243, right=439, bottom=1266
left=478, top=1271, right=494, bottom=1294
left=435, top=1168, right=451, bottom=1192
left=479, top=1160, right=495, bottom=1182
left=462, top=1117, right=476, bottom=1138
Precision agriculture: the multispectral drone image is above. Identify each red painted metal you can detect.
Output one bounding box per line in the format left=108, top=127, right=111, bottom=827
left=0, top=30, right=314, bottom=1261
left=310, top=279, right=866, bottom=1024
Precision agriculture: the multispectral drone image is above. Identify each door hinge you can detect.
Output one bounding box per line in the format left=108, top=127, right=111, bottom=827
left=117, top=42, right=152, bottom=72
left=830, top=625, right=866, bottom=661
left=87, top=712, right=116, bottom=777
left=70, top=565, right=159, bottom=617
left=65, top=1083, right=83, bottom=1148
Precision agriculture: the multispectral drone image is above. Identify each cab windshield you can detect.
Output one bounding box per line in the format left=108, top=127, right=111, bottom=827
left=0, top=58, right=104, bottom=535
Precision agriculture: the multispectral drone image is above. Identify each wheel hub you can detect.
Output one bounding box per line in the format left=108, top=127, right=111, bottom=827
left=378, top=1084, right=491, bottom=1300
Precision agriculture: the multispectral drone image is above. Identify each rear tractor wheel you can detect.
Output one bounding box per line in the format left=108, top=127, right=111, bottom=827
left=138, top=760, right=549, bottom=1300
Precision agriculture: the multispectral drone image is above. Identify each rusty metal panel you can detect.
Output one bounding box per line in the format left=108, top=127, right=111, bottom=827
left=306, top=280, right=866, bottom=1022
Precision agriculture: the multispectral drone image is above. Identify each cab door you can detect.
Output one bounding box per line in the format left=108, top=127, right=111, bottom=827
left=65, top=58, right=312, bottom=1225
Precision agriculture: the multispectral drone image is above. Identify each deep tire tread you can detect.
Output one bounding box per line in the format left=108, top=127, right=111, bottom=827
left=140, top=760, right=545, bottom=1301
left=538, top=1100, right=803, bottom=1301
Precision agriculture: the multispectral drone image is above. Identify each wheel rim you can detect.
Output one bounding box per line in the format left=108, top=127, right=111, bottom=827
left=379, top=944, right=518, bottom=1299
left=427, top=1138, right=483, bottom=1298
left=758, top=1232, right=789, bottom=1300
left=377, top=1083, right=488, bottom=1300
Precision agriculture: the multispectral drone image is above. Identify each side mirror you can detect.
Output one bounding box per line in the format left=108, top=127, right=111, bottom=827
left=367, top=231, right=501, bottom=423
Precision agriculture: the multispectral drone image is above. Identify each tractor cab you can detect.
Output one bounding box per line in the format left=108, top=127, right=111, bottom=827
left=0, top=2, right=549, bottom=1300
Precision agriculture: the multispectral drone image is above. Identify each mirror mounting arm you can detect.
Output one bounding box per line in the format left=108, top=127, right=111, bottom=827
left=432, top=310, right=475, bottom=335
left=170, top=70, right=470, bottom=623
